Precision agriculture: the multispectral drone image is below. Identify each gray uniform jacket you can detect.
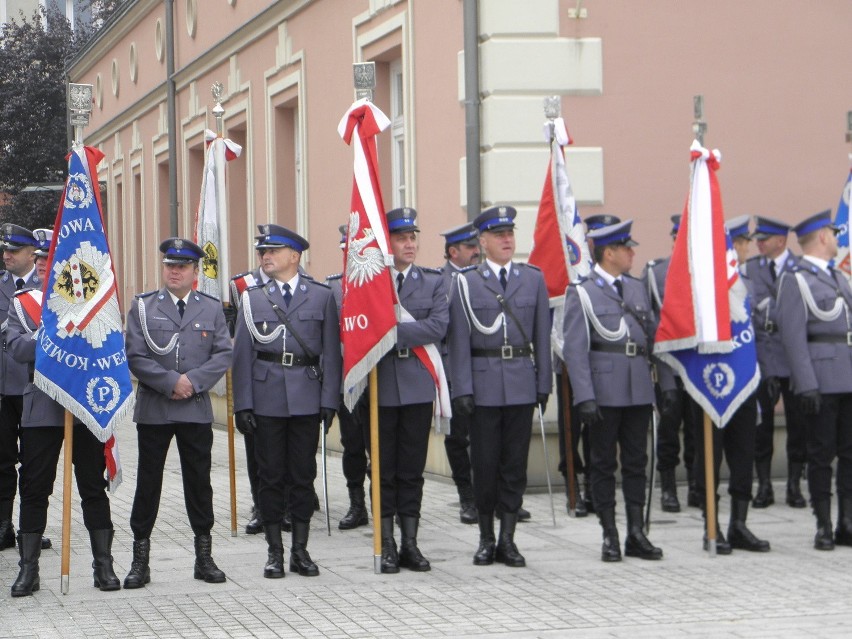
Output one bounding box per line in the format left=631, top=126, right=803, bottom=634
left=776, top=260, right=852, bottom=395
left=641, top=256, right=669, bottom=318
left=377, top=265, right=449, bottom=407
left=232, top=277, right=341, bottom=417
left=126, top=288, right=232, bottom=424
left=562, top=274, right=673, bottom=407
left=5, top=291, right=79, bottom=428
left=447, top=262, right=552, bottom=406
left=0, top=270, right=40, bottom=396
left=745, top=253, right=799, bottom=378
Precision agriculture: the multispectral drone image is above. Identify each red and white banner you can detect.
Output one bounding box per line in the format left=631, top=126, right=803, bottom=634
left=338, top=99, right=397, bottom=410
left=194, top=129, right=242, bottom=301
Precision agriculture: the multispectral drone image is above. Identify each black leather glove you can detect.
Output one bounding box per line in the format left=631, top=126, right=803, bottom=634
left=763, top=376, right=781, bottom=406
left=798, top=390, right=821, bottom=416
left=320, top=408, right=337, bottom=434
left=223, top=304, right=238, bottom=338
left=577, top=400, right=603, bottom=427
left=234, top=410, right=257, bottom=436
left=452, top=395, right=475, bottom=417
left=659, top=389, right=680, bottom=419
left=536, top=393, right=549, bottom=413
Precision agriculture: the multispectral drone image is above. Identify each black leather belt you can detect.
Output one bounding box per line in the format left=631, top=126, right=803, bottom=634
left=807, top=333, right=852, bottom=346
left=590, top=341, right=647, bottom=357
left=257, top=351, right=319, bottom=367
left=471, top=346, right=533, bottom=359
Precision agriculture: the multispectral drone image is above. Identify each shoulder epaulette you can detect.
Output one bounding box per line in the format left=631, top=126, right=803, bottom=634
left=746, top=255, right=763, bottom=264
left=646, top=258, right=660, bottom=267
left=522, top=263, right=541, bottom=272
left=246, top=282, right=264, bottom=291
left=419, top=266, right=442, bottom=275
left=306, top=278, right=330, bottom=289
left=459, top=265, right=477, bottom=273
left=623, top=273, right=639, bottom=281
left=570, top=275, right=590, bottom=287
left=13, top=288, right=36, bottom=298
left=230, top=271, right=252, bottom=282
left=193, top=290, right=220, bottom=302
left=136, top=290, right=158, bottom=299
left=325, top=273, right=343, bottom=282
left=302, top=273, right=315, bottom=280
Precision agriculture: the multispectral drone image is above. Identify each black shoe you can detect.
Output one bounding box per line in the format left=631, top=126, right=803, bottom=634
left=339, top=487, right=369, bottom=530
left=565, top=476, right=588, bottom=517
left=598, top=508, right=621, bottom=562
left=458, top=484, right=478, bottom=525
left=90, top=529, right=121, bottom=591
left=517, top=507, right=531, bottom=522
left=495, top=513, right=525, bottom=567
left=473, top=513, right=496, bottom=566
left=313, top=491, right=321, bottom=512
left=752, top=459, right=774, bottom=508
left=786, top=462, right=807, bottom=508
left=835, top=496, right=852, bottom=546
left=583, top=475, right=595, bottom=514
left=687, top=486, right=702, bottom=508
left=380, top=517, right=399, bottom=574
left=264, top=523, right=285, bottom=579
left=660, top=469, right=681, bottom=513
left=194, top=534, right=226, bottom=583
left=245, top=506, right=263, bottom=535
left=624, top=505, right=663, bottom=560
left=703, top=528, right=732, bottom=555
left=123, top=538, right=151, bottom=589
left=11, top=533, right=41, bottom=597
left=0, top=519, right=15, bottom=550
left=814, top=500, right=835, bottom=551
left=40, top=536, right=51, bottom=550
left=398, top=516, right=430, bottom=571
left=289, top=521, right=319, bottom=576
left=728, top=499, right=770, bottom=552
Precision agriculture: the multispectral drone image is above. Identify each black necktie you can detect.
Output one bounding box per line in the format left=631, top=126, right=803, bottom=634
left=176, top=299, right=185, bottom=318
left=283, top=283, right=292, bottom=307
left=15, top=278, right=24, bottom=291
left=396, top=272, right=404, bottom=294
left=614, top=279, right=624, bottom=299
left=499, top=267, right=508, bottom=291
left=769, top=261, right=777, bottom=282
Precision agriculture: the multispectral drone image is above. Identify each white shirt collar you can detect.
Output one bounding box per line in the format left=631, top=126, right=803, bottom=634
left=167, top=290, right=191, bottom=306
left=13, top=267, right=35, bottom=284
left=801, top=255, right=831, bottom=274
left=275, top=272, right=300, bottom=293
left=391, top=264, right=413, bottom=280
left=594, top=263, right=622, bottom=291
left=485, top=258, right=512, bottom=280
left=773, top=249, right=790, bottom=273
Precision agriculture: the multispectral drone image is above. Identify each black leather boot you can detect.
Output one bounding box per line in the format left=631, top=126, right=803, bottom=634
left=0, top=519, right=15, bottom=550
left=660, top=468, right=681, bottom=513
left=786, top=462, right=807, bottom=508
left=701, top=496, right=731, bottom=554
left=495, top=512, right=525, bottom=567
left=752, top=459, right=774, bottom=508
left=565, top=476, right=588, bottom=517
left=380, top=517, right=399, bottom=574
left=264, top=523, right=285, bottom=578
left=290, top=520, right=319, bottom=576
left=10, top=533, right=41, bottom=597
left=339, top=486, right=369, bottom=530
left=281, top=495, right=293, bottom=533
left=473, top=512, right=496, bottom=565
left=123, top=538, right=151, bottom=589
left=245, top=504, right=263, bottom=535
left=457, top=483, right=478, bottom=525
left=835, top=495, right=852, bottom=546
left=814, top=500, right=835, bottom=551
left=728, top=499, right=770, bottom=552
left=194, top=534, right=226, bottom=583
left=686, top=466, right=701, bottom=508
left=598, top=507, right=621, bottom=562
left=624, top=505, right=663, bottom=560
left=398, top=516, right=431, bottom=571
left=89, top=529, right=120, bottom=591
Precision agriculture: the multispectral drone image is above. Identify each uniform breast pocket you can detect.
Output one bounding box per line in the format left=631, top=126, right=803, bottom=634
left=148, top=319, right=177, bottom=340
left=405, top=300, right=432, bottom=319
left=815, top=296, right=841, bottom=312
left=595, top=310, right=622, bottom=332
left=512, top=297, right=536, bottom=319
left=296, top=310, right=324, bottom=337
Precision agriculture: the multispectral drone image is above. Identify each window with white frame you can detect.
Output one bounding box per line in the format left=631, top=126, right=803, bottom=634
left=389, top=59, right=405, bottom=208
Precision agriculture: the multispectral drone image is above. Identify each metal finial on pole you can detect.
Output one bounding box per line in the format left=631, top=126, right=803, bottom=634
left=846, top=110, right=852, bottom=145
left=353, top=62, right=376, bottom=102
left=68, top=83, right=93, bottom=147
left=693, top=95, right=707, bottom=146
left=212, top=82, right=225, bottom=139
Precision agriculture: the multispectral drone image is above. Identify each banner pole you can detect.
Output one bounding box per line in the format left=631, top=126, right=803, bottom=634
left=560, top=364, right=576, bottom=516
left=60, top=410, right=74, bottom=594
left=369, top=368, right=381, bottom=573
left=226, top=369, right=238, bottom=536
left=703, top=411, right=716, bottom=557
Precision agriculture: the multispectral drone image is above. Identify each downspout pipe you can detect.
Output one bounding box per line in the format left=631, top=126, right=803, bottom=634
left=463, top=0, right=481, bottom=221
left=165, top=0, right=178, bottom=235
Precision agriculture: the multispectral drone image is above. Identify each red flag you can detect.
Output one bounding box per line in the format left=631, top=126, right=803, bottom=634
left=529, top=117, right=590, bottom=300
left=337, top=99, right=397, bottom=409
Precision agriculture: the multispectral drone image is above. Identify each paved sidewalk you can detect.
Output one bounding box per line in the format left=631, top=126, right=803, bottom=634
left=2, top=423, right=852, bottom=638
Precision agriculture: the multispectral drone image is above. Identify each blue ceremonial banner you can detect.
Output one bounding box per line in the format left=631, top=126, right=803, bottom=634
left=833, top=167, right=852, bottom=281
left=34, top=146, right=134, bottom=447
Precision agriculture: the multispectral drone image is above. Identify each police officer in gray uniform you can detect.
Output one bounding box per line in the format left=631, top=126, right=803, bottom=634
left=448, top=206, right=551, bottom=569
left=0, top=224, right=50, bottom=552
left=747, top=216, right=805, bottom=509
left=563, top=220, right=675, bottom=562
left=6, top=232, right=120, bottom=595
left=369, top=208, right=448, bottom=574
left=641, top=215, right=699, bottom=512
left=326, top=225, right=369, bottom=531
left=439, top=221, right=481, bottom=525
left=123, top=238, right=233, bottom=588
left=776, top=210, right=852, bottom=550
left=232, top=224, right=341, bottom=577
